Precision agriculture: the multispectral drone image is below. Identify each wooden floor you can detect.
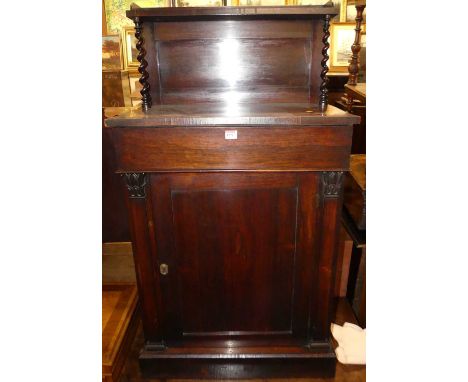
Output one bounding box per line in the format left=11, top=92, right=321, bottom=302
left=117, top=298, right=365, bottom=382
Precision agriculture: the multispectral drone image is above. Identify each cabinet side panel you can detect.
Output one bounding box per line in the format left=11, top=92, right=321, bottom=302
left=103, top=127, right=130, bottom=242
left=124, top=177, right=163, bottom=342
left=309, top=173, right=344, bottom=340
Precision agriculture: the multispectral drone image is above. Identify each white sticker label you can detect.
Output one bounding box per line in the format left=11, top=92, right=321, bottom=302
left=225, top=130, right=238, bottom=140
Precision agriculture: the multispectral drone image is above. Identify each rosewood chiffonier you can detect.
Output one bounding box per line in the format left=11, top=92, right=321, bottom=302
left=105, top=5, right=359, bottom=378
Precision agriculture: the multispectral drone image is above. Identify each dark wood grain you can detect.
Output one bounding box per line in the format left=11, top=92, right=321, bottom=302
left=170, top=183, right=297, bottom=334
left=127, top=5, right=339, bottom=20
left=154, top=20, right=312, bottom=40
left=142, top=19, right=160, bottom=105
left=102, top=108, right=130, bottom=243
left=158, top=39, right=309, bottom=88
left=122, top=7, right=339, bottom=109
left=112, top=124, right=353, bottom=172
left=125, top=192, right=163, bottom=344
left=139, top=347, right=336, bottom=379
left=145, top=172, right=337, bottom=348
left=155, top=174, right=296, bottom=340
left=108, top=5, right=358, bottom=379
left=307, top=172, right=344, bottom=342
left=117, top=299, right=366, bottom=382
left=104, top=103, right=359, bottom=127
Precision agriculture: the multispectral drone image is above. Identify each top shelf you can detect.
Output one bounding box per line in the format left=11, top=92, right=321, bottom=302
left=126, top=5, right=339, bottom=20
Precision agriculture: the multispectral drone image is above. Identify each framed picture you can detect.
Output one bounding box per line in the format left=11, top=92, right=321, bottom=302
left=329, top=22, right=365, bottom=73
left=295, top=0, right=334, bottom=6
left=340, top=0, right=347, bottom=22
left=104, top=0, right=168, bottom=34
left=176, top=0, right=222, bottom=6
left=129, top=72, right=143, bottom=107
left=231, top=0, right=330, bottom=5
left=102, top=35, right=122, bottom=70
left=122, top=26, right=139, bottom=69
left=235, top=0, right=285, bottom=5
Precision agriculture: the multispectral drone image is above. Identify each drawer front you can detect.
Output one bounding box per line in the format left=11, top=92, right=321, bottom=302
left=112, top=126, right=352, bottom=172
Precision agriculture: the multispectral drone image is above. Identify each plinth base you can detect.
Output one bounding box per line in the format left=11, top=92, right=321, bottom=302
left=139, top=342, right=336, bottom=379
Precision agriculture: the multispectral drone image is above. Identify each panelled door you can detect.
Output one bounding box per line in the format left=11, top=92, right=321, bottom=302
left=149, top=172, right=323, bottom=345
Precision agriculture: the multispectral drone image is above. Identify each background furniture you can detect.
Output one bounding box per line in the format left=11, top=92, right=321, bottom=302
left=345, top=83, right=365, bottom=110
left=345, top=1, right=366, bottom=153
left=344, top=154, right=365, bottom=231
left=106, top=5, right=360, bottom=378
left=341, top=0, right=366, bottom=326
left=335, top=0, right=366, bottom=153
left=345, top=1, right=366, bottom=87
left=343, top=82, right=365, bottom=153
left=102, top=284, right=139, bottom=382
left=341, top=154, right=366, bottom=327
left=327, top=73, right=350, bottom=107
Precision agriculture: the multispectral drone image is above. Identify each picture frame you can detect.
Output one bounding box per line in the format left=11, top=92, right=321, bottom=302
left=340, top=0, right=348, bottom=22
left=102, top=35, right=123, bottom=71
left=121, top=26, right=139, bottom=69
left=329, top=22, right=365, bottom=73
left=104, top=0, right=169, bottom=34
left=176, top=0, right=223, bottom=6
left=129, top=72, right=143, bottom=107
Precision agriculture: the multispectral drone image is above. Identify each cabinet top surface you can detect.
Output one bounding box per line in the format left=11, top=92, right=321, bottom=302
left=126, top=5, right=339, bottom=19
left=104, top=103, right=359, bottom=128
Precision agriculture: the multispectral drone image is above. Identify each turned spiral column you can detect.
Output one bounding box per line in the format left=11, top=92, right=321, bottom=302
left=347, top=4, right=366, bottom=86
left=319, top=14, right=331, bottom=113
left=134, top=17, right=152, bottom=111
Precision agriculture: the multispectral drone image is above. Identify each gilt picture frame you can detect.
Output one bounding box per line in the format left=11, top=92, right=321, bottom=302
left=121, top=26, right=139, bottom=70
left=102, top=35, right=123, bottom=71
left=329, top=22, right=365, bottom=73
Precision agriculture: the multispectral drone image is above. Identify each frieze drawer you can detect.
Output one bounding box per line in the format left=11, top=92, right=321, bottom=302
left=112, top=126, right=353, bottom=172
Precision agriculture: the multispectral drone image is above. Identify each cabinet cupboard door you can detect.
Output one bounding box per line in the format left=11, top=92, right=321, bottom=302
left=149, top=172, right=323, bottom=345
